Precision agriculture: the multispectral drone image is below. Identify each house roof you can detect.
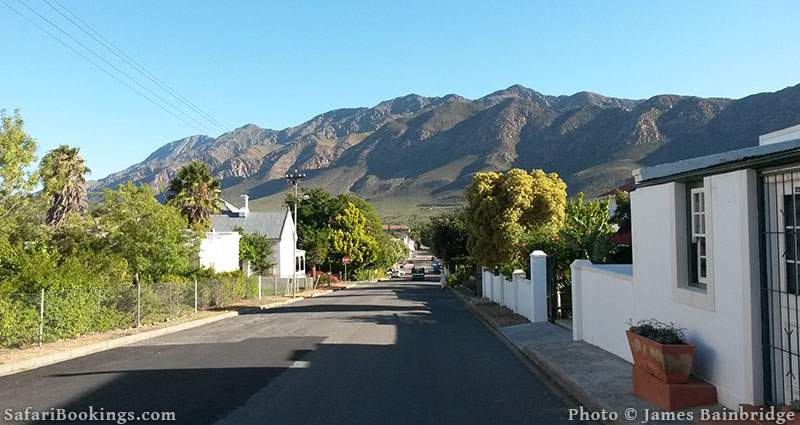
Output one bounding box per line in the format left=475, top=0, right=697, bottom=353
left=210, top=210, right=289, bottom=239
left=634, top=137, right=800, bottom=187
left=598, top=177, right=636, bottom=197
left=383, top=225, right=410, bottom=231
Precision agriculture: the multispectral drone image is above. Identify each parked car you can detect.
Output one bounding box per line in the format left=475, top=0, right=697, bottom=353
left=431, top=260, right=441, bottom=273
left=411, top=267, right=426, bottom=281
left=391, top=269, right=405, bottom=279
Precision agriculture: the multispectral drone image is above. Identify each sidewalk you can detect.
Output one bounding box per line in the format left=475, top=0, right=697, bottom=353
left=450, top=286, right=725, bottom=425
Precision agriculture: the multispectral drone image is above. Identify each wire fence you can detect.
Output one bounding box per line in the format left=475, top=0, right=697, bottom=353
left=0, top=274, right=314, bottom=349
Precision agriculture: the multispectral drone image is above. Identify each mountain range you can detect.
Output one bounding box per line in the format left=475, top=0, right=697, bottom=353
left=96, top=83, right=800, bottom=220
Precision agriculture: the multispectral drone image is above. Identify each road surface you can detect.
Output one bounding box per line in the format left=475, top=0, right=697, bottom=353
left=0, top=282, right=583, bottom=424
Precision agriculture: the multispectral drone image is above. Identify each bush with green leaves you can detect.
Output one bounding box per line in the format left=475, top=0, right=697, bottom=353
left=0, top=295, right=40, bottom=347
left=353, top=268, right=385, bottom=281
left=628, top=319, right=686, bottom=345
left=235, top=228, right=275, bottom=275
left=464, top=169, right=567, bottom=270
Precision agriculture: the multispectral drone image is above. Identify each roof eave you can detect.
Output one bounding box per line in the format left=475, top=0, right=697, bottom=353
left=635, top=144, right=800, bottom=189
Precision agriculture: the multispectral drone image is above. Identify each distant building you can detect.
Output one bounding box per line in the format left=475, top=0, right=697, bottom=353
left=201, top=195, right=305, bottom=278
left=383, top=224, right=415, bottom=253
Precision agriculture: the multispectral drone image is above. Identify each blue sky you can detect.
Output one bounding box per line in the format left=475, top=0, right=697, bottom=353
left=2, top=0, right=799, bottom=179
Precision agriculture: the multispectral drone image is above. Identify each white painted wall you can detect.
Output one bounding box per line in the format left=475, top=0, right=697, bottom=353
left=573, top=169, right=763, bottom=407
left=480, top=254, right=550, bottom=324
left=571, top=261, right=634, bottom=362
left=273, top=213, right=297, bottom=278
left=199, top=232, right=241, bottom=273
left=632, top=169, right=759, bottom=407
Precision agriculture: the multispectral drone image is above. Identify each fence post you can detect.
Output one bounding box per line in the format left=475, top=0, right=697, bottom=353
left=258, top=275, right=262, bottom=300
left=194, top=277, right=198, bottom=313
left=512, top=270, right=524, bottom=313
left=38, top=288, right=45, bottom=346
left=530, top=251, right=549, bottom=323
left=571, top=260, right=584, bottom=342
left=135, top=273, right=142, bottom=327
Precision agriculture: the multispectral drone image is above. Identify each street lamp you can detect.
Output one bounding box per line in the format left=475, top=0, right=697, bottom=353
left=285, top=169, right=307, bottom=297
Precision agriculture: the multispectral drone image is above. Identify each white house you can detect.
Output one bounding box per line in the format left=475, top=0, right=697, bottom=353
left=198, top=231, right=241, bottom=273
left=205, top=196, right=305, bottom=278
left=571, top=124, right=800, bottom=408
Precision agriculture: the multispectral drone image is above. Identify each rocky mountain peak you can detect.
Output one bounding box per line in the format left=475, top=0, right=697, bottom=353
left=96, top=83, right=800, bottom=218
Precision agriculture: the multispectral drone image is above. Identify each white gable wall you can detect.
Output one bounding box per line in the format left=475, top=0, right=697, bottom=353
left=200, top=232, right=241, bottom=273
left=272, top=212, right=297, bottom=278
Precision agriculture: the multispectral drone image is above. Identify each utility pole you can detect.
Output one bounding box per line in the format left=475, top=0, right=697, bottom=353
left=285, top=169, right=307, bottom=297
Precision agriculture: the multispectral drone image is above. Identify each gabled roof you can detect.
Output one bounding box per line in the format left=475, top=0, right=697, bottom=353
left=210, top=209, right=289, bottom=239
left=634, top=138, right=800, bottom=187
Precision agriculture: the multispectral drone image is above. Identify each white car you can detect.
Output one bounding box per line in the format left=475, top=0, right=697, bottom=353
left=390, top=269, right=405, bottom=279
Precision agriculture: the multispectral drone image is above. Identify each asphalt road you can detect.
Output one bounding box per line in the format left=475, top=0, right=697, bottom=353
left=0, top=282, right=584, bottom=425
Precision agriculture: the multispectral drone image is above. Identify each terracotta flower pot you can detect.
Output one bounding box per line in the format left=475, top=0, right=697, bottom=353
left=626, top=330, right=695, bottom=384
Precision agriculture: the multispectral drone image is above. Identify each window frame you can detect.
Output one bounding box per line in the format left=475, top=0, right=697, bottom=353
left=689, top=187, right=709, bottom=287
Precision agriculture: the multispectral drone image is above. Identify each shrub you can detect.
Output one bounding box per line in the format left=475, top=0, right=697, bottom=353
left=0, top=295, right=40, bottom=347
left=353, top=268, right=383, bottom=281
left=628, top=319, right=686, bottom=345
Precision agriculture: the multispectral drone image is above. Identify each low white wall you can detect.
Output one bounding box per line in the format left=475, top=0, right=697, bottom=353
left=481, top=262, right=547, bottom=324
left=571, top=261, right=634, bottom=362
left=502, top=278, right=515, bottom=310
left=199, top=232, right=241, bottom=273
left=516, top=276, right=533, bottom=319
left=492, top=274, right=503, bottom=304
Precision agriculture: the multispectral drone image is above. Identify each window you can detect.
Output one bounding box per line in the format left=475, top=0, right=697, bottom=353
left=688, top=186, right=708, bottom=287
left=784, top=194, right=800, bottom=294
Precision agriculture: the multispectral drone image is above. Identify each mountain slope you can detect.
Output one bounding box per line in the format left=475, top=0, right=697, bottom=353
left=97, top=84, right=800, bottom=219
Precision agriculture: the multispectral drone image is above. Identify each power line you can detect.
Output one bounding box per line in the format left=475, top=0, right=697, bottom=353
left=44, top=0, right=230, bottom=132
left=1, top=0, right=207, bottom=133
left=15, top=0, right=219, bottom=134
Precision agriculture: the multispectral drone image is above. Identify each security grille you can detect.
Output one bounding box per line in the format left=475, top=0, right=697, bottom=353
left=761, top=169, right=800, bottom=405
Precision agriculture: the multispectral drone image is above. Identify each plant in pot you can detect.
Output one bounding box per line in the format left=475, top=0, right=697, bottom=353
left=627, top=319, right=696, bottom=384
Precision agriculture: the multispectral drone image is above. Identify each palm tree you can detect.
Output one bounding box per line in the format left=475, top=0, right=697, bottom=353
left=40, top=145, right=90, bottom=227
left=167, top=161, right=221, bottom=230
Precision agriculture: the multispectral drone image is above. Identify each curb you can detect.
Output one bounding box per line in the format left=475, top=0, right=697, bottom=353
left=0, top=292, right=328, bottom=378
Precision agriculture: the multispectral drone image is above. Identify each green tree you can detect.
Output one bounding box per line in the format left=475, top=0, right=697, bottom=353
left=560, top=193, right=616, bottom=263
left=285, top=188, right=387, bottom=273
left=94, top=183, right=196, bottom=282
left=235, top=228, right=275, bottom=275
left=329, top=201, right=379, bottom=269
left=285, top=188, right=335, bottom=239
left=375, top=233, right=408, bottom=269
left=167, top=161, right=221, bottom=231
left=423, top=210, right=469, bottom=267
left=464, top=168, right=567, bottom=269
left=39, top=145, right=90, bottom=227
left=302, top=227, right=331, bottom=274
left=332, top=193, right=382, bottom=236
left=0, top=110, right=38, bottom=218
left=610, top=190, right=631, bottom=235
